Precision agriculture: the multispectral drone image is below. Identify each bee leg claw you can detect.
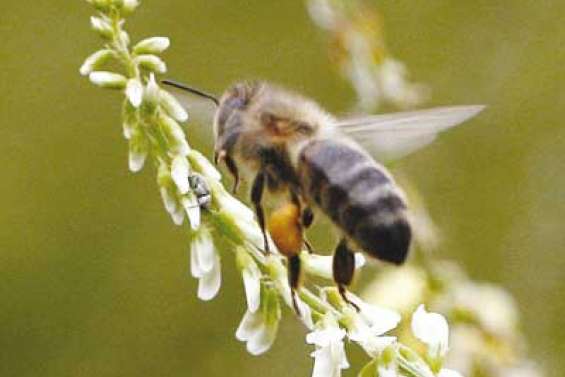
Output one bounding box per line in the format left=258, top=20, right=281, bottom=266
left=304, top=239, right=314, bottom=254
left=338, top=285, right=360, bottom=312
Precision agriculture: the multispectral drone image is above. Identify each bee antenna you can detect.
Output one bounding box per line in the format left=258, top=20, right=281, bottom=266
left=161, top=79, right=220, bottom=106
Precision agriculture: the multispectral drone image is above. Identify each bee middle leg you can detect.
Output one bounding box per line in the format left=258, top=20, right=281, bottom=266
left=288, top=254, right=302, bottom=315
left=301, top=207, right=315, bottom=253
left=251, top=171, right=270, bottom=254
left=333, top=238, right=360, bottom=311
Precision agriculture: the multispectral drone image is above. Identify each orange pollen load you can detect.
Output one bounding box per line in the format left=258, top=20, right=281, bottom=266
left=267, top=203, right=303, bottom=257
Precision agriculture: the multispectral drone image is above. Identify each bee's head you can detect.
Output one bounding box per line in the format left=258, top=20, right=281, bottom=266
left=213, top=81, right=263, bottom=159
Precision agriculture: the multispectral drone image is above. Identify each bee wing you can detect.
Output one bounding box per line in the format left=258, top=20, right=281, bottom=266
left=335, top=105, right=485, bottom=162
left=161, top=80, right=218, bottom=130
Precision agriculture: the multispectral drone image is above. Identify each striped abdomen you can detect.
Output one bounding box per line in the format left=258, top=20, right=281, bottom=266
left=298, top=139, right=411, bottom=264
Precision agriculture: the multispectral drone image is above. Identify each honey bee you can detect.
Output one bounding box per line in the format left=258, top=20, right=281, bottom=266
left=163, top=79, right=484, bottom=310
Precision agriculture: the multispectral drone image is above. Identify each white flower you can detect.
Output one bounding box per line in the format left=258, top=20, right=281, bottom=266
left=171, top=207, right=185, bottom=225
left=90, top=16, right=112, bottom=38
left=158, top=113, right=190, bottom=156
left=302, top=252, right=366, bottom=280
left=181, top=194, right=200, bottom=230
left=79, top=49, right=113, bottom=76
left=128, top=128, right=148, bottom=173
left=452, top=282, right=518, bottom=337
left=159, top=186, right=177, bottom=215
left=125, top=78, right=143, bottom=107
left=411, top=305, right=449, bottom=359
left=188, top=150, right=222, bottom=182
left=160, top=89, right=189, bottom=122
left=143, top=73, right=160, bottom=109
left=361, top=265, right=427, bottom=314
left=238, top=251, right=261, bottom=313
left=135, top=54, right=167, bottom=74
left=216, top=193, right=255, bottom=223
left=190, top=229, right=221, bottom=301
left=236, top=286, right=280, bottom=355
left=171, top=155, right=190, bottom=194
left=438, top=368, right=464, bottom=377
left=122, top=0, right=140, bottom=13
left=350, top=294, right=401, bottom=335
left=306, top=315, right=349, bottom=377
left=346, top=294, right=400, bottom=357
left=133, top=37, right=170, bottom=55
left=89, top=71, right=127, bottom=89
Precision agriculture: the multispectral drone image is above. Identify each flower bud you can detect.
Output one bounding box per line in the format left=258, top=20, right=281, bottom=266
left=135, top=54, right=167, bottom=73
left=125, top=78, right=143, bottom=107
left=122, top=99, right=138, bottom=139
left=79, top=49, right=114, bottom=76
left=158, top=113, right=190, bottom=156
left=160, top=89, right=188, bottom=122
left=89, top=71, right=127, bottom=89
left=121, top=0, right=140, bottom=14
left=171, top=155, right=190, bottom=194
left=134, top=37, right=170, bottom=55
left=90, top=16, right=113, bottom=39
left=119, top=30, right=130, bottom=46
left=188, top=150, right=221, bottom=182
left=141, top=73, right=160, bottom=112
left=128, top=127, right=148, bottom=172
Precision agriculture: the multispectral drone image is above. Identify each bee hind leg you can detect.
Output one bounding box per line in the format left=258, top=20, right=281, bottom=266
left=288, top=254, right=302, bottom=316
left=251, top=171, right=270, bottom=254
left=290, top=193, right=315, bottom=254
left=333, top=239, right=360, bottom=312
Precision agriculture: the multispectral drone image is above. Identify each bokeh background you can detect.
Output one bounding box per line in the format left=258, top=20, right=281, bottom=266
left=1, top=1, right=564, bottom=376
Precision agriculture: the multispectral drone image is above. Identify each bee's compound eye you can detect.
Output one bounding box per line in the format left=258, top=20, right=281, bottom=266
left=295, top=122, right=312, bottom=135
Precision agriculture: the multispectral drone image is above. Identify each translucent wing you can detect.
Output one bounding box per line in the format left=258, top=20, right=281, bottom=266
left=161, top=79, right=218, bottom=131
left=336, top=105, right=485, bottom=162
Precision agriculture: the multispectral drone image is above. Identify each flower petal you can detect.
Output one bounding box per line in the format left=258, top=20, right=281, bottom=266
left=296, top=297, right=314, bottom=330
left=185, top=197, right=201, bottom=230
left=195, top=233, right=215, bottom=274
left=411, top=304, right=449, bottom=358
left=160, top=186, right=177, bottom=214
left=236, top=310, right=263, bottom=342
left=246, top=320, right=276, bottom=356
left=190, top=239, right=204, bottom=278
left=197, top=255, right=221, bottom=301
left=128, top=147, right=147, bottom=172
left=171, top=155, right=190, bottom=194
left=311, top=345, right=335, bottom=377
left=126, top=78, right=143, bottom=107
left=171, top=207, right=185, bottom=225
left=242, top=266, right=261, bottom=313
left=438, top=369, right=464, bottom=377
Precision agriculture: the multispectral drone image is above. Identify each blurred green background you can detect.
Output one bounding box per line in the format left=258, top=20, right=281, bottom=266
left=1, top=1, right=564, bottom=376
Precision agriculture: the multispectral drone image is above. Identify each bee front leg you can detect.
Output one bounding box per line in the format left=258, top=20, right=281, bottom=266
left=333, top=238, right=360, bottom=311
left=224, top=155, right=240, bottom=194
left=251, top=171, right=270, bottom=254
